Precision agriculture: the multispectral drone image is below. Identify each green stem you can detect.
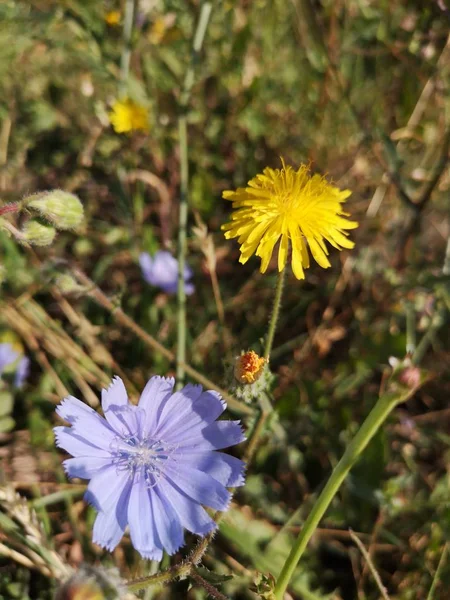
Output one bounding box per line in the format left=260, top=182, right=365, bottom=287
left=273, top=385, right=419, bottom=599
left=245, top=270, right=286, bottom=466
left=264, top=268, right=286, bottom=361
left=427, top=542, right=448, bottom=600
left=176, top=113, right=188, bottom=386
left=176, top=2, right=213, bottom=387
left=119, top=0, right=135, bottom=97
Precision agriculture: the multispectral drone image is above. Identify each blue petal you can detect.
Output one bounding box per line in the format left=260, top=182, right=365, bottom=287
left=93, top=510, right=125, bottom=553
left=63, top=456, right=111, bottom=480
left=152, top=251, right=177, bottom=285
left=185, top=282, right=195, bottom=295
left=128, top=475, right=163, bottom=561
left=92, top=478, right=131, bottom=552
left=0, top=343, right=18, bottom=373
left=70, top=414, right=117, bottom=451
left=85, top=465, right=131, bottom=512
left=56, top=396, right=98, bottom=424
left=151, top=486, right=184, bottom=555
left=174, top=452, right=245, bottom=487
left=104, top=404, right=143, bottom=438
left=14, top=356, right=29, bottom=388
left=140, top=250, right=194, bottom=295
left=156, top=388, right=226, bottom=440
left=167, top=420, right=245, bottom=451
left=101, top=376, right=128, bottom=412
left=155, top=383, right=203, bottom=434
left=165, top=463, right=231, bottom=511
left=54, top=426, right=110, bottom=458
left=158, top=478, right=215, bottom=536
left=139, top=252, right=154, bottom=281
left=193, top=390, right=227, bottom=422
left=138, top=376, right=175, bottom=435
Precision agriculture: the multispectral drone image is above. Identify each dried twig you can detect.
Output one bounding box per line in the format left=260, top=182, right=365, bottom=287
left=350, top=530, right=391, bottom=600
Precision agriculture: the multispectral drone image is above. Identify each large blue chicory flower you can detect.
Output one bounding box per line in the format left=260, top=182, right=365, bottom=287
left=139, top=250, right=194, bottom=295
left=54, top=376, right=245, bottom=559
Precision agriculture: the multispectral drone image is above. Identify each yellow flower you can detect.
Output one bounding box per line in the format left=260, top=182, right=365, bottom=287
left=222, top=159, right=358, bottom=280
left=149, top=16, right=167, bottom=45
left=109, top=98, right=149, bottom=134
left=234, top=351, right=266, bottom=384
left=105, top=11, right=121, bottom=26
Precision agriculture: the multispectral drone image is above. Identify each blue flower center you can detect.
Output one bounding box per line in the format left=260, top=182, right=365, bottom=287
left=111, top=434, right=175, bottom=487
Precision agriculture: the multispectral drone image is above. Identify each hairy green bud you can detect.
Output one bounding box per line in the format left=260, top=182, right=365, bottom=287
left=22, top=219, right=56, bottom=246
left=55, top=274, right=87, bottom=295
left=25, top=190, right=84, bottom=230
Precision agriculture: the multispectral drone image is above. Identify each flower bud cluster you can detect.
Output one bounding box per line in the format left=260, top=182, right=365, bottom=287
left=0, top=190, right=84, bottom=248
left=24, top=190, right=84, bottom=230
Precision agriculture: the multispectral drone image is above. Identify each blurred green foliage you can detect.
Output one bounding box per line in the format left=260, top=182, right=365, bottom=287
left=0, top=0, right=450, bottom=599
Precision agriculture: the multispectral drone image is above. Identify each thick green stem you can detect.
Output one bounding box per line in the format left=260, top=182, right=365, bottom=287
left=264, top=268, right=286, bottom=361
left=119, top=0, right=135, bottom=97
left=176, top=2, right=213, bottom=387
left=273, top=385, right=419, bottom=599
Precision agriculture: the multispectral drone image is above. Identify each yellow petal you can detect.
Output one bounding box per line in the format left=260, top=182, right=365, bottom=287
left=307, top=236, right=331, bottom=268
left=278, top=234, right=288, bottom=272
left=290, top=233, right=305, bottom=280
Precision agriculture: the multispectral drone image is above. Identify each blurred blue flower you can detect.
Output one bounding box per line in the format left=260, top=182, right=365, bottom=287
left=15, top=357, right=30, bottom=388
left=0, top=343, right=29, bottom=387
left=0, top=343, right=18, bottom=373
left=54, top=376, right=245, bottom=559
left=139, top=251, right=194, bottom=295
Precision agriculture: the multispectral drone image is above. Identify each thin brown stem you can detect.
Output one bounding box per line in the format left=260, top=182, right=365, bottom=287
left=350, top=530, right=391, bottom=600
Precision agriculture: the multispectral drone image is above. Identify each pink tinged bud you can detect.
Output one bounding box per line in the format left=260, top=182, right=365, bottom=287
left=399, top=366, right=421, bottom=389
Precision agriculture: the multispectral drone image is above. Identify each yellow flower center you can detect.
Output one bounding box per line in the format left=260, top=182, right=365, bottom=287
left=234, top=351, right=266, bottom=385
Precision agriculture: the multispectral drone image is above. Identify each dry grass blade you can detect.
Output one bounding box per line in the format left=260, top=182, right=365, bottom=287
left=349, top=529, right=390, bottom=600
left=0, top=485, right=70, bottom=581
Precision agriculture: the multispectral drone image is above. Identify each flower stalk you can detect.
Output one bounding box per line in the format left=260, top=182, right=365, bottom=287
left=119, top=0, right=135, bottom=97
left=264, top=268, right=286, bottom=361
left=0, top=202, right=20, bottom=217
left=127, top=525, right=218, bottom=592
left=176, top=2, right=213, bottom=387
left=273, top=380, right=425, bottom=599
